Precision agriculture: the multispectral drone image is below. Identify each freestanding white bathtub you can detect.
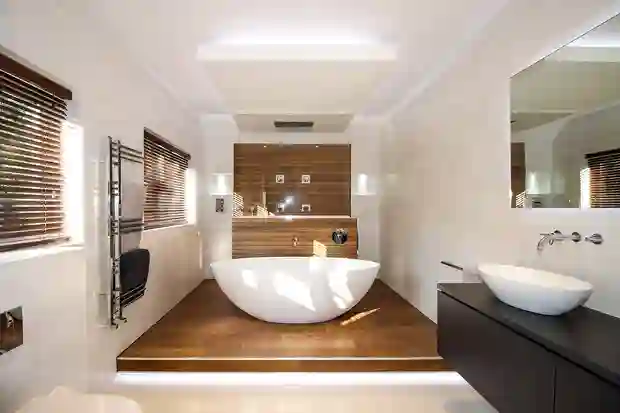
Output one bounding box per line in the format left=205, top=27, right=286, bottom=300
left=211, top=257, right=380, bottom=324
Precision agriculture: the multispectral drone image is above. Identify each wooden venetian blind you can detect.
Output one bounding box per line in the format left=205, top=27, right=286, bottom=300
left=143, top=129, right=190, bottom=229
left=0, top=52, right=72, bottom=251
left=586, top=148, right=620, bottom=208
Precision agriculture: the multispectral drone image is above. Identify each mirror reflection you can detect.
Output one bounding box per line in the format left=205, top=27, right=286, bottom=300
left=1, top=307, right=23, bottom=356
left=511, top=15, right=620, bottom=208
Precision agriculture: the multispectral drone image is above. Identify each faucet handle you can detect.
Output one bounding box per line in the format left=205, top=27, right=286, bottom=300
left=585, top=233, right=604, bottom=245
left=540, top=229, right=562, bottom=238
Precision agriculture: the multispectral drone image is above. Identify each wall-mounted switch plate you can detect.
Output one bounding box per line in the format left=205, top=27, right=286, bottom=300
left=301, top=204, right=312, bottom=212
left=1, top=307, right=23, bottom=356
left=301, top=174, right=311, bottom=184
left=216, top=198, right=225, bottom=213
left=276, top=174, right=285, bottom=184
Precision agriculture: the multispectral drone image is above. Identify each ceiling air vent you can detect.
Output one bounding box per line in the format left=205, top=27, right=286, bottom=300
left=274, top=121, right=315, bottom=129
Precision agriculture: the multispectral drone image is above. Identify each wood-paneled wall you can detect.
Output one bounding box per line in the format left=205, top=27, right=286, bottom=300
left=232, top=217, right=358, bottom=259
left=234, top=144, right=351, bottom=216
left=511, top=142, right=526, bottom=208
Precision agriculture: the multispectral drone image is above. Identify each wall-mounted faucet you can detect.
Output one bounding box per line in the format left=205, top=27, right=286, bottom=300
left=537, top=230, right=604, bottom=252
left=537, top=230, right=581, bottom=252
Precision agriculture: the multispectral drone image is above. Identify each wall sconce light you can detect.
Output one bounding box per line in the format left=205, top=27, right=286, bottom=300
left=355, top=173, right=375, bottom=196
left=209, top=173, right=233, bottom=196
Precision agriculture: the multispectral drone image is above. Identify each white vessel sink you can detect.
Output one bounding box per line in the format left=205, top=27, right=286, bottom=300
left=477, top=264, right=593, bottom=316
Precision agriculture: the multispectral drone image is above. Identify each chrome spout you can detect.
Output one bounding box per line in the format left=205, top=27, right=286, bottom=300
left=538, top=230, right=582, bottom=252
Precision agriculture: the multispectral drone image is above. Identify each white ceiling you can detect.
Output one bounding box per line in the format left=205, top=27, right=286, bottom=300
left=203, top=60, right=395, bottom=115
left=511, top=112, right=575, bottom=133
left=571, top=14, right=620, bottom=47
left=512, top=61, right=620, bottom=113
left=511, top=61, right=620, bottom=132
left=83, top=0, right=506, bottom=119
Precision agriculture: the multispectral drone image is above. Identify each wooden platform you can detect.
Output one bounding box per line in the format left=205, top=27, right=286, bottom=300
left=117, top=280, right=449, bottom=372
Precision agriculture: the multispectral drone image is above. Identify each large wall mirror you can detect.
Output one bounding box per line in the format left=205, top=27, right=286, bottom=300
left=511, top=15, right=620, bottom=208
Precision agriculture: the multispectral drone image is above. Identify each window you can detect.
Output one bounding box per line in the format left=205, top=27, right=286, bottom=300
left=0, top=52, right=72, bottom=251
left=586, top=148, right=620, bottom=208
left=143, top=129, right=190, bottom=229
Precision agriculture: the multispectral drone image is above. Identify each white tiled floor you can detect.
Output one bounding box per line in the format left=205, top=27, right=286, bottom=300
left=119, top=387, right=495, bottom=413
left=112, top=373, right=496, bottom=413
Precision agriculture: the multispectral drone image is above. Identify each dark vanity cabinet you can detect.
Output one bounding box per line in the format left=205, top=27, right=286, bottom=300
left=438, top=293, right=555, bottom=412
left=438, top=284, right=620, bottom=413
left=554, top=358, right=620, bottom=413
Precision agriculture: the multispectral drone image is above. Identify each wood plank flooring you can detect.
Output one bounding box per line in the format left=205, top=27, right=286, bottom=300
left=117, top=280, right=448, bottom=372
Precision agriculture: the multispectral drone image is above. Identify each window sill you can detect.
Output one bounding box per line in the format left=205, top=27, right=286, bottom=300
left=143, top=223, right=196, bottom=233
left=0, top=242, right=85, bottom=266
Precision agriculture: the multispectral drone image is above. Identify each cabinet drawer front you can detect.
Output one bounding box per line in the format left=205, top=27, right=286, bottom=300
left=438, top=292, right=555, bottom=413
left=555, top=358, right=620, bottom=413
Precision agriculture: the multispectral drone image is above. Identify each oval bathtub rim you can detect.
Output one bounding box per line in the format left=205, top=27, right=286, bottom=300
left=210, top=256, right=381, bottom=272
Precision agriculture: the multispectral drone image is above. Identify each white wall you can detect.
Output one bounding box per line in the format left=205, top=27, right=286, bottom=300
left=0, top=248, right=87, bottom=412
left=200, top=116, right=382, bottom=276
left=381, top=0, right=620, bottom=321
left=0, top=2, right=203, bottom=411
left=513, top=118, right=568, bottom=202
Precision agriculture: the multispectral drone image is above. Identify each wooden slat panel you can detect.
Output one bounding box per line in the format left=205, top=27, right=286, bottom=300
left=117, top=357, right=449, bottom=373
left=234, top=144, right=351, bottom=216
left=232, top=217, right=357, bottom=259
left=511, top=143, right=526, bottom=208
left=511, top=142, right=525, bottom=168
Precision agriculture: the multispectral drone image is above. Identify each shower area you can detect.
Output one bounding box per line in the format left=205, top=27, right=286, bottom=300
left=117, top=143, right=445, bottom=373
